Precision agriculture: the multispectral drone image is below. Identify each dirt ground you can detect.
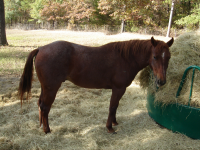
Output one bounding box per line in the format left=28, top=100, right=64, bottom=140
left=0, top=30, right=200, bottom=150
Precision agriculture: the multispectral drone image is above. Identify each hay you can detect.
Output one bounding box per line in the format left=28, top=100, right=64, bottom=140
left=2, top=78, right=200, bottom=150
left=138, top=31, right=200, bottom=107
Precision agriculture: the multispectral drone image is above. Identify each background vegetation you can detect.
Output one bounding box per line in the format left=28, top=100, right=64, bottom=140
left=4, top=0, right=200, bottom=32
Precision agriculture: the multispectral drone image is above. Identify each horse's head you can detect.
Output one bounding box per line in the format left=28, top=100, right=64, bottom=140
left=149, top=37, right=174, bottom=87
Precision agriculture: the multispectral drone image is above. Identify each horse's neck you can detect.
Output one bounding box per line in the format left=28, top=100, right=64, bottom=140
left=132, top=44, right=152, bottom=71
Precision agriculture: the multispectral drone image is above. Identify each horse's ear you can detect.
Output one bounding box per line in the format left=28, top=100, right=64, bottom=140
left=151, top=36, right=157, bottom=47
left=167, top=37, right=174, bottom=47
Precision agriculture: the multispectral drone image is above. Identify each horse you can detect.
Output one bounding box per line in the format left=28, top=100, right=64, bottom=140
left=18, top=37, right=174, bottom=134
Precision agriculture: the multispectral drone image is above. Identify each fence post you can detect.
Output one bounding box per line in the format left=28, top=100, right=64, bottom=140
left=166, top=0, right=175, bottom=37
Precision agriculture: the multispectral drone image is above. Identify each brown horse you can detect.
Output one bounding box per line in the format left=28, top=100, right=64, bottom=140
left=19, top=37, right=173, bottom=134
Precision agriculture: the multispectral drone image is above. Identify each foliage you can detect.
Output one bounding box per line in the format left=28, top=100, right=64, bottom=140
left=4, top=0, right=200, bottom=30
left=5, top=0, right=21, bottom=23
left=175, top=6, right=200, bottom=29
left=40, top=0, right=95, bottom=25
left=5, top=0, right=32, bottom=24
left=29, top=0, right=44, bottom=23
left=40, top=2, right=69, bottom=22
left=98, top=0, right=176, bottom=27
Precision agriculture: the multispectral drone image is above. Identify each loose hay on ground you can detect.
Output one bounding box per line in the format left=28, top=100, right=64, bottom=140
left=138, top=31, right=200, bottom=107
left=2, top=81, right=197, bottom=150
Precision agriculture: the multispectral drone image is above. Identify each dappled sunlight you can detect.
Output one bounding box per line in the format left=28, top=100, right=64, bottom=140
left=80, top=125, right=101, bottom=136
left=130, top=109, right=144, bottom=117
left=0, top=100, right=19, bottom=107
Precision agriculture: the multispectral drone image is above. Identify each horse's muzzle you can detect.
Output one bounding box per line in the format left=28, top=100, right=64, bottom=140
left=156, top=79, right=166, bottom=87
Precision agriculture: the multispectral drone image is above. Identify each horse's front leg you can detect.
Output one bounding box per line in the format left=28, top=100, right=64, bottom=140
left=106, top=87, right=126, bottom=133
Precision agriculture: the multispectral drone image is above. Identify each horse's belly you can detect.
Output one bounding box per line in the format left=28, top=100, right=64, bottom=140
left=67, top=74, right=112, bottom=89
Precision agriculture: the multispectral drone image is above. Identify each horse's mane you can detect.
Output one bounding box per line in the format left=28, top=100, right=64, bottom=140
left=112, top=40, right=152, bottom=60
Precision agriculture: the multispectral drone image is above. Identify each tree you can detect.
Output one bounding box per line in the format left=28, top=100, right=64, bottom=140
left=5, top=0, right=33, bottom=25
left=89, top=0, right=112, bottom=25
left=98, top=0, right=170, bottom=28
left=5, top=0, right=21, bottom=25
left=40, top=0, right=95, bottom=27
left=30, top=0, right=44, bottom=23
left=175, top=4, right=200, bottom=29
left=0, top=0, right=8, bottom=46
left=40, top=1, right=71, bottom=27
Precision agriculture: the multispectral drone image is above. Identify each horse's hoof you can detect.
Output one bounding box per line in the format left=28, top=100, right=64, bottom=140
left=44, top=130, right=51, bottom=134
left=44, top=128, right=51, bottom=134
left=107, top=128, right=116, bottom=134
left=112, top=131, right=117, bottom=134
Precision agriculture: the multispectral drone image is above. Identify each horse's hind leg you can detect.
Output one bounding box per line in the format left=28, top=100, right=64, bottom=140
left=38, top=84, right=61, bottom=133
left=37, top=88, right=43, bottom=128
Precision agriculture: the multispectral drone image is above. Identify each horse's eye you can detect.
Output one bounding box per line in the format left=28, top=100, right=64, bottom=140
left=153, top=56, right=157, bottom=60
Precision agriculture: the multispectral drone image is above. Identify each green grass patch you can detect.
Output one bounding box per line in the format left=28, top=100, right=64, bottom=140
left=7, top=36, right=27, bottom=41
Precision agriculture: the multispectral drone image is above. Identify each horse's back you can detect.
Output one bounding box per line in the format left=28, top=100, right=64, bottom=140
left=34, top=40, right=130, bottom=89
left=67, top=43, right=130, bottom=88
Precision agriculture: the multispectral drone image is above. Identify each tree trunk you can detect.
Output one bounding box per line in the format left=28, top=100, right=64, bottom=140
left=0, top=0, right=8, bottom=46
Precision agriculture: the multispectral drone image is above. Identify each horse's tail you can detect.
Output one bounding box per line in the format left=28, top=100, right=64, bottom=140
left=18, top=49, right=39, bottom=106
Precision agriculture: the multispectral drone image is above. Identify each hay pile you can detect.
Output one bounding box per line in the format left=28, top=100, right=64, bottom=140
left=138, top=31, right=200, bottom=107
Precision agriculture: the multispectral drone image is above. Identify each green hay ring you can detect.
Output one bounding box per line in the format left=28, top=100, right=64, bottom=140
left=147, top=65, right=200, bottom=139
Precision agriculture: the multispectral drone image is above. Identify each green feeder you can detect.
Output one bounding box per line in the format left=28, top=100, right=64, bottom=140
left=146, top=65, right=200, bottom=139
